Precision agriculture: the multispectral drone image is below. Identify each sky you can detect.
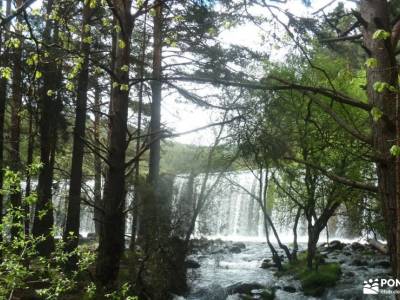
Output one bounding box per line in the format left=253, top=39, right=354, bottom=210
left=24, top=0, right=357, bottom=146
left=163, top=0, right=357, bottom=145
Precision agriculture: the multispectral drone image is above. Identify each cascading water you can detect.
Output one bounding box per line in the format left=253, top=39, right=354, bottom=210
left=12, top=168, right=358, bottom=244
left=173, top=170, right=358, bottom=243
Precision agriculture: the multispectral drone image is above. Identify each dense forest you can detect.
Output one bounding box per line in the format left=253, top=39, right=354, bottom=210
left=0, top=0, right=399, bottom=299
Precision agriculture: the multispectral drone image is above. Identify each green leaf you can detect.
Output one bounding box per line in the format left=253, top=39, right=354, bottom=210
left=0, top=67, right=12, bottom=80
left=120, top=64, right=129, bottom=72
left=372, top=29, right=391, bottom=40
left=371, top=107, right=383, bottom=122
left=390, top=145, right=400, bottom=157
left=82, top=36, right=93, bottom=44
left=120, top=84, right=129, bottom=91
left=66, top=81, right=75, bottom=91
left=5, top=38, right=21, bottom=49
left=34, top=70, right=42, bottom=80
left=365, top=58, right=378, bottom=68
left=372, top=81, right=396, bottom=93
left=223, top=20, right=232, bottom=29
left=118, top=39, right=126, bottom=49
left=25, top=192, right=38, bottom=205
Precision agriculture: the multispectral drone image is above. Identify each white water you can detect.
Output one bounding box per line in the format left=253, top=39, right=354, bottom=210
left=27, top=169, right=361, bottom=243
left=173, top=170, right=360, bottom=244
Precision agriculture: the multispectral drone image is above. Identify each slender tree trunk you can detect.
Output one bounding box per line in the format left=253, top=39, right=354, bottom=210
left=264, top=215, right=282, bottom=270
left=262, top=169, right=292, bottom=262
left=360, top=0, right=399, bottom=276
left=32, top=0, right=58, bottom=257
left=148, top=3, right=163, bottom=189
left=24, top=108, right=34, bottom=235
left=93, top=83, right=102, bottom=237
left=10, top=0, right=23, bottom=238
left=96, top=0, right=133, bottom=286
left=0, top=0, right=11, bottom=248
left=292, top=207, right=301, bottom=261
left=130, top=11, right=147, bottom=250
left=140, top=0, right=163, bottom=246
left=63, top=2, right=92, bottom=268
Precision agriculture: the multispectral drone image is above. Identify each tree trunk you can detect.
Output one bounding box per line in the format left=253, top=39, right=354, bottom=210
left=24, top=108, right=34, bottom=235
left=63, top=2, right=92, bottom=268
left=93, top=83, right=102, bottom=237
left=130, top=10, right=147, bottom=250
left=264, top=216, right=282, bottom=270
left=292, top=207, right=301, bottom=261
left=10, top=0, right=23, bottom=239
left=95, top=0, right=133, bottom=286
left=306, top=227, right=318, bottom=270
left=32, top=0, right=58, bottom=257
left=360, top=0, right=399, bottom=275
left=0, top=0, right=11, bottom=248
left=139, top=0, right=163, bottom=246
left=148, top=3, right=163, bottom=189
left=367, top=238, right=388, bottom=254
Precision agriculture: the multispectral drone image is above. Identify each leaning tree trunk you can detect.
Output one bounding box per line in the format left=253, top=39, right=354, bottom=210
left=96, top=0, right=134, bottom=286
left=360, top=0, right=399, bottom=275
left=63, top=2, right=92, bottom=269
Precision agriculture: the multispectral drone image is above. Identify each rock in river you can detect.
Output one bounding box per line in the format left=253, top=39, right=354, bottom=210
left=185, top=259, right=201, bottom=269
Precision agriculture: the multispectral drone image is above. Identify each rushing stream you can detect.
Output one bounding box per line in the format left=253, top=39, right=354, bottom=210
left=179, top=238, right=393, bottom=300
left=48, top=172, right=391, bottom=299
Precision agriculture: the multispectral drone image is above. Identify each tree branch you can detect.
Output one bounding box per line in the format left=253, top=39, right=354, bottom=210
left=284, top=156, right=378, bottom=193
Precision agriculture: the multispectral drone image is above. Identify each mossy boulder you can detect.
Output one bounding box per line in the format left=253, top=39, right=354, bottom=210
left=299, top=263, right=341, bottom=296
left=275, top=252, right=341, bottom=297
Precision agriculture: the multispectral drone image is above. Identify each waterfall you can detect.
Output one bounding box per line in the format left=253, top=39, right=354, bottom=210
left=173, top=170, right=359, bottom=242
left=6, top=170, right=359, bottom=241
left=173, top=171, right=266, bottom=239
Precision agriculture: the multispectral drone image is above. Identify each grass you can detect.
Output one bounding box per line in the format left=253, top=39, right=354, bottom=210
left=276, top=251, right=341, bottom=297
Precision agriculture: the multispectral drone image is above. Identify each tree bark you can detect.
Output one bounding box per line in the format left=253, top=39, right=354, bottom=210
left=306, top=225, right=318, bottom=270
left=96, top=0, right=134, bottom=286
left=130, top=10, right=147, bottom=250
left=24, top=107, right=34, bottom=235
left=0, top=0, right=11, bottom=248
left=148, top=1, right=163, bottom=188
left=32, top=0, right=59, bottom=257
left=139, top=0, right=163, bottom=246
left=10, top=0, right=23, bottom=239
left=367, top=238, right=388, bottom=254
left=63, top=2, right=92, bottom=269
left=360, top=0, right=399, bottom=276
left=93, top=82, right=102, bottom=237
left=292, top=207, right=301, bottom=261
